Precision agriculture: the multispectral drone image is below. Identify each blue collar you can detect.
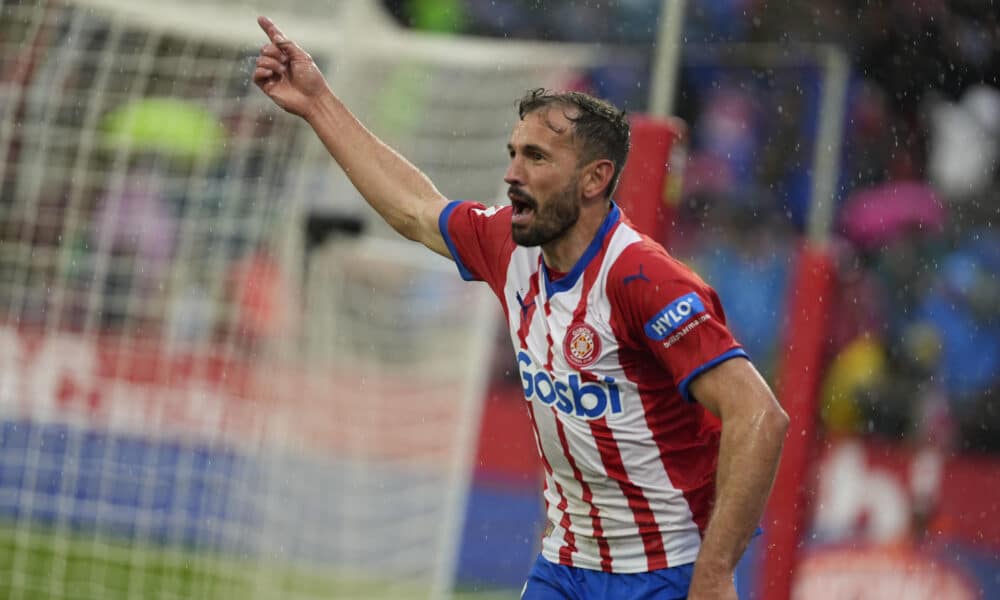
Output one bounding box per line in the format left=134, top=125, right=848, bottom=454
left=542, top=202, right=620, bottom=297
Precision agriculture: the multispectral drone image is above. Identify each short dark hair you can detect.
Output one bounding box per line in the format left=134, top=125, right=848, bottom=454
left=517, top=88, right=630, bottom=198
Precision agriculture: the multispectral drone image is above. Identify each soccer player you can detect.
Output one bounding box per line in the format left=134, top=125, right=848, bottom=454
left=253, top=16, right=789, bottom=600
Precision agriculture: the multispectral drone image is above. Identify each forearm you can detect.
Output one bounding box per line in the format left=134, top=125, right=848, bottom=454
left=695, top=406, right=787, bottom=576
left=305, top=91, right=446, bottom=242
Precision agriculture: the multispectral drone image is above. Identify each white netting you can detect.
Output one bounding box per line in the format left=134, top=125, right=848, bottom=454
left=0, top=1, right=609, bottom=598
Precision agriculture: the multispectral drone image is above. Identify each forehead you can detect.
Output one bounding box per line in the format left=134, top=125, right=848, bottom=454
left=510, top=106, right=580, bottom=152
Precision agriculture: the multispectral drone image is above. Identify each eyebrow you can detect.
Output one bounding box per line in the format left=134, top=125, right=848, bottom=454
left=507, top=142, right=549, bottom=157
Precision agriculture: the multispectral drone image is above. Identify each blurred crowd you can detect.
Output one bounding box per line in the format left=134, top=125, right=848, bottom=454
left=387, top=0, right=1000, bottom=454
left=2, top=1, right=995, bottom=452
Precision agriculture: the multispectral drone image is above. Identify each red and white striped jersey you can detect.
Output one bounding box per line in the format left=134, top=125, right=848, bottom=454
left=440, top=201, right=748, bottom=573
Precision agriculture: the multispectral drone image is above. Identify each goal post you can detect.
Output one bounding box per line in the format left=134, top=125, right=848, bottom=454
left=758, top=44, right=849, bottom=600
left=646, top=40, right=850, bottom=598
left=0, top=1, right=623, bottom=598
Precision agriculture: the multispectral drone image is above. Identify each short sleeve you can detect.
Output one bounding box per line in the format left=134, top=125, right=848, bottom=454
left=438, top=200, right=516, bottom=290
left=609, top=243, right=748, bottom=403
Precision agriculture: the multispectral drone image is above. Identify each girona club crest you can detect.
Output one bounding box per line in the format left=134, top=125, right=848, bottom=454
left=564, top=322, right=601, bottom=369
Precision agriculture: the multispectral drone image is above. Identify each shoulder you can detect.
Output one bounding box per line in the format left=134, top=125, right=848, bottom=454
left=446, top=201, right=513, bottom=243
left=444, top=201, right=512, bottom=223
left=607, top=232, right=710, bottom=296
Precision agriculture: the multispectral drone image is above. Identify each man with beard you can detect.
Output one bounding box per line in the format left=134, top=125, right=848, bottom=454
left=253, top=16, right=788, bottom=600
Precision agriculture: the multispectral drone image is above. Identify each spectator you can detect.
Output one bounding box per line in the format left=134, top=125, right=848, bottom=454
left=919, top=237, right=1000, bottom=451
left=820, top=335, right=887, bottom=435
left=926, top=84, right=1000, bottom=210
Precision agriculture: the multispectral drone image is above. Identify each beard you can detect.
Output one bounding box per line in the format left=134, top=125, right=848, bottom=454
left=510, top=179, right=580, bottom=247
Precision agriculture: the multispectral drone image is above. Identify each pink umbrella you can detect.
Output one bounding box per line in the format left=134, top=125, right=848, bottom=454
left=839, top=181, right=947, bottom=249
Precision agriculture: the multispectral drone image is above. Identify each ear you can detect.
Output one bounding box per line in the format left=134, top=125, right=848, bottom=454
left=580, top=159, right=616, bottom=200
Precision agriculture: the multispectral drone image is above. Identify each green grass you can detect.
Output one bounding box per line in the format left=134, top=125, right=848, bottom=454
left=0, top=523, right=519, bottom=599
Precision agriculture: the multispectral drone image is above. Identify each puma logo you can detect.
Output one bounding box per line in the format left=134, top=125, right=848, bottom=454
left=516, top=290, right=535, bottom=318
left=623, top=264, right=649, bottom=286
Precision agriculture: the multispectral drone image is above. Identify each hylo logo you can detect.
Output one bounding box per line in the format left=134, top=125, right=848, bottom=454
left=644, top=292, right=706, bottom=341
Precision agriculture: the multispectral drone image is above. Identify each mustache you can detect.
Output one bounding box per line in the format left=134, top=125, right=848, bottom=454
left=507, top=186, right=536, bottom=207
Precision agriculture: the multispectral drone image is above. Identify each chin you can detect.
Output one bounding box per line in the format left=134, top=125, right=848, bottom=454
left=511, top=231, right=532, bottom=247
left=511, top=226, right=541, bottom=247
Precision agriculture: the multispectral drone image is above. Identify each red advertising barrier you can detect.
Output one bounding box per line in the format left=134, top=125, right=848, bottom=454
left=1, top=326, right=470, bottom=464
left=789, top=436, right=997, bottom=598
left=793, top=545, right=978, bottom=599
left=810, top=437, right=1000, bottom=552
left=0, top=326, right=259, bottom=440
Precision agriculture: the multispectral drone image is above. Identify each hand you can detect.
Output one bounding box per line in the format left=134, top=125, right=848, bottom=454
left=687, top=568, right=738, bottom=600
left=253, top=16, right=329, bottom=119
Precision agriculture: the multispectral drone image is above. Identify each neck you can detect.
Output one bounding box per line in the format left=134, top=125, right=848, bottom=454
left=541, top=200, right=612, bottom=273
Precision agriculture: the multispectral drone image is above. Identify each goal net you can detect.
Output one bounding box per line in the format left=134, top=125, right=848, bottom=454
left=0, top=1, right=611, bottom=598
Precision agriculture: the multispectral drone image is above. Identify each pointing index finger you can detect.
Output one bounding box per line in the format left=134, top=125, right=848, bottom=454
left=257, top=16, right=287, bottom=45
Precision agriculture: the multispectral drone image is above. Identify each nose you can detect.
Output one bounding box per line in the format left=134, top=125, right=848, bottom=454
left=504, top=156, right=524, bottom=187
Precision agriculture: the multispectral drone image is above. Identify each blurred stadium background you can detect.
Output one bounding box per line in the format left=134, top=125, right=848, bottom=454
left=0, top=0, right=997, bottom=599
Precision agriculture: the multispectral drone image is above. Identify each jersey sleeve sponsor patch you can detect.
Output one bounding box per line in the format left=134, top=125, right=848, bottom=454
left=643, top=292, right=707, bottom=341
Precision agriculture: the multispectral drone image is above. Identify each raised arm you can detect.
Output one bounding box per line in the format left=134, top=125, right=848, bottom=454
left=687, top=357, right=789, bottom=600
left=253, top=16, right=450, bottom=256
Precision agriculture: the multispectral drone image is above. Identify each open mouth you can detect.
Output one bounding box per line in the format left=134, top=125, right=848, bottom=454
left=509, top=190, right=536, bottom=225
